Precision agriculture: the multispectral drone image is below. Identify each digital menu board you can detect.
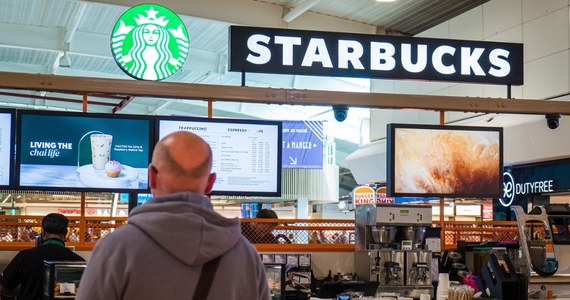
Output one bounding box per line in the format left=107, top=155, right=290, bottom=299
left=0, top=109, right=15, bottom=187
left=16, top=110, right=154, bottom=192
left=386, top=123, right=503, bottom=198
left=157, top=116, right=282, bottom=196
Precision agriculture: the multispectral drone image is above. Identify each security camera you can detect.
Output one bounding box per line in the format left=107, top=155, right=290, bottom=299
left=332, top=105, right=349, bottom=122
left=545, top=114, right=561, bottom=129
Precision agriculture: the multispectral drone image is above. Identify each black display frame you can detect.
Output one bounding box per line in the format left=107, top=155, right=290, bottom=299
left=386, top=123, right=503, bottom=198
left=229, top=25, right=524, bottom=85
left=15, top=110, right=155, bottom=193
left=155, top=115, right=282, bottom=197
left=0, top=108, right=16, bottom=188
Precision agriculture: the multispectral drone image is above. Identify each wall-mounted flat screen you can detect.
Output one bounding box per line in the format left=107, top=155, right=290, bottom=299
left=386, top=123, right=503, bottom=198
left=157, top=116, right=282, bottom=196
left=16, top=110, right=153, bottom=192
left=0, top=109, right=15, bottom=187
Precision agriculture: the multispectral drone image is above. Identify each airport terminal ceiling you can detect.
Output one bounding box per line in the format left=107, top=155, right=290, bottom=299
left=2, top=0, right=565, bottom=200
left=0, top=0, right=494, bottom=170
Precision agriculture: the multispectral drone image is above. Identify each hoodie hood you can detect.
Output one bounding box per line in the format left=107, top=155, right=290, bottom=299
left=127, top=192, right=241, bottom=266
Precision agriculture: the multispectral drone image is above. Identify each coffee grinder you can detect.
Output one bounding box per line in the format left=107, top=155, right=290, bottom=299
left=355, top=203, right=433, bottom=298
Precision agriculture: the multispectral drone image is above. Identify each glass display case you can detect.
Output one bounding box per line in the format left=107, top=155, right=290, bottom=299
left=264, top=263, right=285, bottom=300
left=43, top=260, right=87, bottom=299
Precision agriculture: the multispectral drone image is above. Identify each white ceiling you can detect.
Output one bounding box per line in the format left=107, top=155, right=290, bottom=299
left=0, top=0, right=490, bottom=168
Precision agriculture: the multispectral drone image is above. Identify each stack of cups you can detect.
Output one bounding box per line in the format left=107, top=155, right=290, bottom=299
left=436, top=273, right=450, bottom=300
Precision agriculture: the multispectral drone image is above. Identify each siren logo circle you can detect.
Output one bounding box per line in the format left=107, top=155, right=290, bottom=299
left=500, top=172, right=515, bottom=207
left=111, top=4, right=189, bottom=81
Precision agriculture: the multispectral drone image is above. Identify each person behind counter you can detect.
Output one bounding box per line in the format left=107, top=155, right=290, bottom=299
left=0, top=213, right=85, bottom=300
left=77, top=131, right=271, bottom=300
left=242, top=209, right=280, bottom=244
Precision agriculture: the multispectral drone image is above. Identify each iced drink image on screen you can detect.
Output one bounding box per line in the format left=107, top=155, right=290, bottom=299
left=90, top=134, right=112, bottom=170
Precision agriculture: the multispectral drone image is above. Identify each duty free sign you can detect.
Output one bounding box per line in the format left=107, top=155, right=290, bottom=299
left=229, top=26, right=523, bottom=85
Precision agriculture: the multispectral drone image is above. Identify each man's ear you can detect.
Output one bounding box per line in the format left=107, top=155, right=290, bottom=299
left=204, top=172, right=217, bottom=195
left=148, top=165, right=157, bottom=189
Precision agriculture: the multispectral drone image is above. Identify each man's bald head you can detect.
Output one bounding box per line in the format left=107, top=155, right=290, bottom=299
left=149, top=131, right=216, bottom=196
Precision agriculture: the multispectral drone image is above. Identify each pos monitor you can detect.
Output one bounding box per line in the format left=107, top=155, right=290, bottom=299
left=386, top=123, right=503, bottom=198
left=16, top=110, right=154, bottom=192
left=156, top=116, right=282, bottom=197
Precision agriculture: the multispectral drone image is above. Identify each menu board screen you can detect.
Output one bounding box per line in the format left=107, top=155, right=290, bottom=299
left=157, top=117, right=282, bottom=196
left=386, top=123, right=503, bottom=198
left=0, top=110, right=15, bottom=187
left=16, top=110, right=153, bottom=192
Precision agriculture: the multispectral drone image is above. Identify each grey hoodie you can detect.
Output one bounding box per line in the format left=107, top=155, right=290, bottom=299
left=76, top=192, right=271, bottom=300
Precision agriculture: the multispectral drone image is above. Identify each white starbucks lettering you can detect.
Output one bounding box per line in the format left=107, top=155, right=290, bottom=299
left=247, top=34, right=272, bottom=65
left=401, top=43, right=427, bottom=73
left=338, top=40, right=364, bottom=70
left=489, top=48, right=511, bottom=77
left=432, top=45, right=456, bottom=75
left=275, top=36, right=301, bottom=66
left=244, top=34, right=513, bottom=78
left=301, top=38, right=333, bottom=68
left=461, top=47, right=485, bottom=76
left=370, top=42, right=396, bottom=70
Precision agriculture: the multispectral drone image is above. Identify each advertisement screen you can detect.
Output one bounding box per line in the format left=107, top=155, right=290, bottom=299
left=0, top=110, right=15, bottom=187
left=386, top=123, right=503, bottom=198
left=16, top=111, right=153, bottom=192
left=157, top=116, right=282, bottom=196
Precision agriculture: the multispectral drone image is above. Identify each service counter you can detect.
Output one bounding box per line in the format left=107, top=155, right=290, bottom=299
left=1, top=216, right=570, bottom=298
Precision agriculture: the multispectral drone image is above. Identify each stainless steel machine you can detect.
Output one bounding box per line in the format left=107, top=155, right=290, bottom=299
left=355, top=203, right=433, bottom=299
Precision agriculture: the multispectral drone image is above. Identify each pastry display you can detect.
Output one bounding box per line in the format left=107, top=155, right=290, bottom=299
left=104, top=160, right=122, bottom=177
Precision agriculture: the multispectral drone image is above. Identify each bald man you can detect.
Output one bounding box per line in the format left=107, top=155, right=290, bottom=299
left=77, top=131, right=271, bottom=300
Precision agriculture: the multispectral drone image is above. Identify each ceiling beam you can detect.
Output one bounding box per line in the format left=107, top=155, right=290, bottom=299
left=64, top=3, right=88, bottom=44
left=112, top=96, right=135, bottom=113
left=283, top=0, right=322, bottom=23
left=0, top=91, right=118, bottom=107
left=0, top=71, right=569, bottom=115
left=0, top=23, right=64, bottom=51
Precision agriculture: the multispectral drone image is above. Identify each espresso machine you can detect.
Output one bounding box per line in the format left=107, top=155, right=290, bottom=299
left=355, top=203, right=433, bottom=298
left=374, top=250, right=404, bottom=286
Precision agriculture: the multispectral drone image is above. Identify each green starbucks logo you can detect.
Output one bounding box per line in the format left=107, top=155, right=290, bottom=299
left=111, top=4, right=189, bottom=81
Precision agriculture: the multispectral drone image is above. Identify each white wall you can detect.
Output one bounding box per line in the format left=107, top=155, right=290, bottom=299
left=418, top=0, right=569, bottom=100
left=364, top=0, right=570, bottom=170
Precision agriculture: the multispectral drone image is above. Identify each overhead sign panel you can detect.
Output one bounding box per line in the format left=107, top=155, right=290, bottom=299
left=282, top=120, right=323, bottom=169
left=229, top=26, right=523, bottom=85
